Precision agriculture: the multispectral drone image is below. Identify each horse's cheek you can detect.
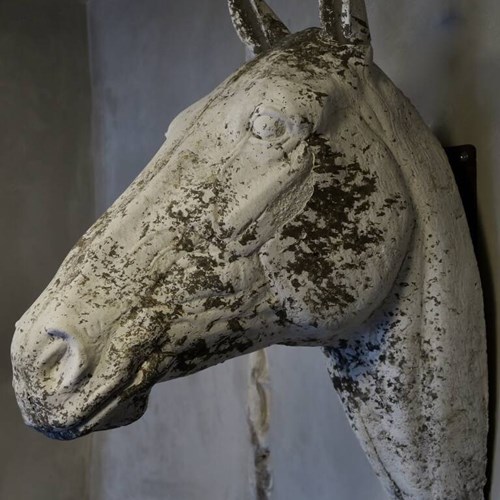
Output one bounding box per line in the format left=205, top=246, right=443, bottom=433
left=258, top=189, right=415, bottom=339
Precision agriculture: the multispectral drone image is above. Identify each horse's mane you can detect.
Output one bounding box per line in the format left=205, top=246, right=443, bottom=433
left=323, top=61, right=488, bottom=498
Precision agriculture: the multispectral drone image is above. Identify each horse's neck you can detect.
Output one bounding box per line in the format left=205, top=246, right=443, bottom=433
left=361, top=63, right=486, bottom=368
left=323, top=66, right=488, bottom=499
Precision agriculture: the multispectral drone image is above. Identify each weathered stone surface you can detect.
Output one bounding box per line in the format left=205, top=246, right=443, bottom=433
left=11, top=1, right=487, bottom=499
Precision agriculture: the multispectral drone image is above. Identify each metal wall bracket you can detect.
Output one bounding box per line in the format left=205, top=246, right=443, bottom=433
left=445, top=145, right=477, bottom=245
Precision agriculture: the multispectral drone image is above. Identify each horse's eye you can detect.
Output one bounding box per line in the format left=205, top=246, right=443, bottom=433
left=251, top=113, right=287, bottom=141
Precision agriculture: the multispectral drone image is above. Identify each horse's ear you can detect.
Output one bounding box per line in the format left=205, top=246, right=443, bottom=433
left=228, top=0, right=291, bottom=56
left=319, top=0, right=371, bottom=45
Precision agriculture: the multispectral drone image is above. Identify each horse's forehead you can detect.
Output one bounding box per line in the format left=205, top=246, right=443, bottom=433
left=244, top=52, right=339, bottom=93
left=229, top=74, right=327, bottom=118
left=202, top=52, right=347, bottom=125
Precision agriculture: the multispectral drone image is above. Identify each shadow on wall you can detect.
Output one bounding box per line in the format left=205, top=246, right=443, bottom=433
left=0, top=1, right=94, bottom=499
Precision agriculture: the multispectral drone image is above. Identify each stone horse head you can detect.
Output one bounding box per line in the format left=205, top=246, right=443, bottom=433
left=11, top=1, right=487, bottom=498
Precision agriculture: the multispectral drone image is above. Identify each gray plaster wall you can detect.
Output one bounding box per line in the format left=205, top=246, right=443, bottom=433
left=86, top=1, right=500, bottom=499
left=0, top=1, right=93, bottom=499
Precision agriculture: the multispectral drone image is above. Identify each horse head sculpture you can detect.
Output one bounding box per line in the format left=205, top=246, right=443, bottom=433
left=11, top=1, right=487, bottom=498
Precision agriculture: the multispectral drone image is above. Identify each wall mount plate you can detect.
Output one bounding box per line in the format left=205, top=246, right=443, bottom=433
left=446, top=144, right=477, bottom=245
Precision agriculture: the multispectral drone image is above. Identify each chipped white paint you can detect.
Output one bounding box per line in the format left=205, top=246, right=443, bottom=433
left=11, top=1, right=487, bottom=499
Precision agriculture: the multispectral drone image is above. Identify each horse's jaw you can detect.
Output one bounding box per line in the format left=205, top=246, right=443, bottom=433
left=12, top=367, right=151, bottom=441
left=11, top=315, right=156, bottom=439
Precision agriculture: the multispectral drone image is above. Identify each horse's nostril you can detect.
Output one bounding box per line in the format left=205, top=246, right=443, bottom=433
left=39, top=329, right=91, bottom=391
left=38, top=339, right=68, bottom=370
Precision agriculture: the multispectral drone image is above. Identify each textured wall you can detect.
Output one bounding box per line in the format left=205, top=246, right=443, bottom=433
left=88, top=0, right=244, bottom=216
left=0, top=1, right=93, bottom=499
